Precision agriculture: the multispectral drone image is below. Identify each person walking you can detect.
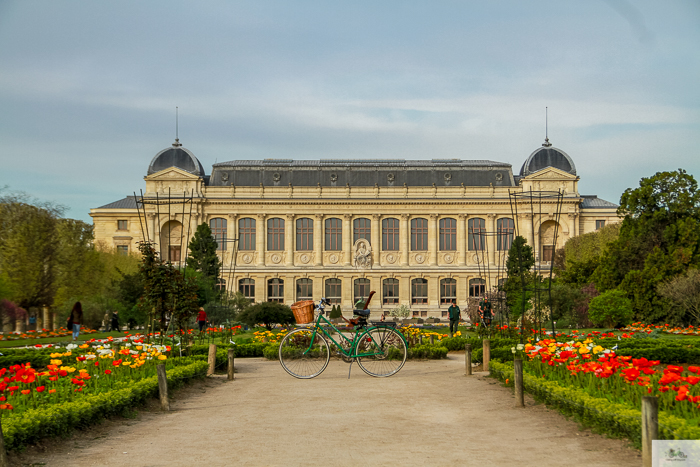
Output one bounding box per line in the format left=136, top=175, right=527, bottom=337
left=69, top=302, right=83, bottom=341
left=197, top=307, right=207, bottom=332
left=448, top=300, right=461, bottom=336
left=110, top=310, right=120, bottom=332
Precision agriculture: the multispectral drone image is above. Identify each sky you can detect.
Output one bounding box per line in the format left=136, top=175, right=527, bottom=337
left=0, top=0, right=698, bottom=223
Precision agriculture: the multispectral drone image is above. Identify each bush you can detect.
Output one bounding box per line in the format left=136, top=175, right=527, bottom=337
left=0, top=349, right=53, bottom=370
left=596, top=338, right=700, bottom=363
left=588, top=289, right=634, bottom=328
left=238, top=302, right=295, bottom=331
left=409, top=345, right=448, bottom=359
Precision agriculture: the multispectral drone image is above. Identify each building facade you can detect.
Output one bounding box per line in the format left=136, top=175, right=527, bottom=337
left=90, top=138, right=619, bottom=317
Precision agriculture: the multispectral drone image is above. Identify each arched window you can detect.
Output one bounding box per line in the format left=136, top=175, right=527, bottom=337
left=238, top=218, right=256, bottom=251
left=209, top=218, right=227, bottom=250
left=296, top=278, right=313, bottom=301
left=354, top=278, right=371, bottom=306
left=353, top=218, right=371, bottom=243
left=440, top=278, right=457, bottom=304
left=324, top=218, right=342, bottom=251
left=468, top=218, right=485, bottom=251
left=239, top=278, right=255, bottom=300
left=411, top=218, right=428, bottom=251
left=325, top=278, right=342, bottom=304
left=439, top=218, right=456, bottom=251
left=267, top=278, right=284, bottom=302
left=469, top=278, right=485, bottom=297
left=382, top=278, right=399, bottom=305
left=411, top=278, right=428, bottom=304
left=267, top=218, right=285, bottom=251
left=382, top=218, right=399, bottom=251
left=296, top=218, right=313, bottom=251
left=497, top=218, right=515, bottom=251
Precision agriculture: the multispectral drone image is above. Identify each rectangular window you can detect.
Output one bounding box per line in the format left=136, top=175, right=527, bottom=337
left=209, top=218, right=227, bottom=251
left=239, top=279, right=255, bottom=300
left=596, top=220, right=605, bottom=230
left=440, top=279, right=457, bottom=305
left=469, top=279, right=485, bottom=297
left=468, top=218, right=485, bottom=251
left=267, top=279, right=284, bottom=303
left=324, top=218, right=342, bottom=251
left=325, top=279, right=342, bottom=304
left=382, top=218, right=399, bottom=251
left=497, top=218, right=515, bottom=251
left=116, top=245, right=128, bottom=256
left=296, top=218, right=313, bottom=251
left=267, top=218, right=285, bottom=251
left=411, top=218, right=428, bottom=251
left=168, top=246, right=181, bottom=262
left=296, top=279, right=313, bottom=301
left=354, top=279, right=371, bottom=306
left=238, top=218, right=256, bottom=251
left=382, top=278, right=399, bottom=305
left=411, top=278, right=428, bottom=304
left=353, top=218, right=371, bottom=244
left=117, top=220, right=128, bottom=231
left=542, top=245, right=554, bottom=262
left=439, top=218, right=456, bottom=251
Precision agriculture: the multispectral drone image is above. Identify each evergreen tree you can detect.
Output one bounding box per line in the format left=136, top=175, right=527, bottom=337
left=186, top=223, right=221, bottom=280
left=503, top=236, right=536, bottom=318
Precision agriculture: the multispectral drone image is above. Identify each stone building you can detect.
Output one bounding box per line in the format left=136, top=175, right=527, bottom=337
left=90, top=137, right=619, bottom=317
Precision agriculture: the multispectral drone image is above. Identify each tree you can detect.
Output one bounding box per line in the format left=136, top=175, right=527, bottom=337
left=588, top=289, right=634, bottom=328
left=593, top=169, right=700, bottom=324
left=238, top=302, right=295, bottom=331
left=657, top=268, right=700, bottom=325
left=547, top=282, right=584, bottom=322
left=186, top=223, right=221, bottom=280
left=503, top=236, right=536, bottom=318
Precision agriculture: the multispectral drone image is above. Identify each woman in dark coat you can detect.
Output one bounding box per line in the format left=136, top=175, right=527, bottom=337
left=69, top=302, right=83, bottom=341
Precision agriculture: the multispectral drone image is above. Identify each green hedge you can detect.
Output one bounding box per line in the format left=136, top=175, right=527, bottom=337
left=2, top=359, right=209, bottom=451
left=409, top=345, right=448, bottom=359
left=0, top=349, right=54, bottom=370
left=188, top=342, right=269, bottom=359
left=595, top=338, right=700, bottom=363
left=489, top=360, right=700, bottom=447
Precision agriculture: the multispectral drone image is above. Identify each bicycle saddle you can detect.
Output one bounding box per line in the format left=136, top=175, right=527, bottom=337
left=353, top=309, right=370, bottom=317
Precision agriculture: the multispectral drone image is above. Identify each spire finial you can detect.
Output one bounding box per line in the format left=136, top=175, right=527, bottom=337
left=542, top=106, right=552, bottom=147
left=173, top=106, right=182, bottom=147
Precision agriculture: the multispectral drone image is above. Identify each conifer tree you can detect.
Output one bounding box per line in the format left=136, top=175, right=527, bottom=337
left=186, top=223, right=221, bottom=280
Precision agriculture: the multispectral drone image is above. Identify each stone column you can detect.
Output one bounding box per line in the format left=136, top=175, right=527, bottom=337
left=488, top=214, right=496, bottom=265
left=42, top=306, right=51, bottom=331
left=400, top=214, right=409, bottom=266
left=227, top=214, right=237, bottom=266
left=458, top=214, right=467, bottom=266
left=254, top=275, right=265, bottom=303
left=371, top=214, right=381, bottom=266
left=399, top=274, right=410, bottom=307
left=428, top=214, right=438, bottom=266
left=285, top=214, right=295, bottom=266
left=256, top=214, right=266, bottom=266
left=314, top=214, right=323, bottom=266
left=52, top=312, right=59, bottom=331
left=147, top=213, right=156, bottom=244
left=343, top=214, right=352, bottom=266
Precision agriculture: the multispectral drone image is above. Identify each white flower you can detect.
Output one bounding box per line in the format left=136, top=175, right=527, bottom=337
left=516, top=344, right=524, bottom=351
left=511, top=347, right=516, bottom=354
left=66, top=344, right=78, bottom=350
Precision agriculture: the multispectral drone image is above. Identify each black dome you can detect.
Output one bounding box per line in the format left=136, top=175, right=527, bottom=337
left=519, top=139, right=576, bottom=177
left=147, top=140, right=205, bottom=176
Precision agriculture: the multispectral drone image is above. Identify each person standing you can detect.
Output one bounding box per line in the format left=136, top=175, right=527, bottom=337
left=479, top=296, right=493, bottom=327
left=69, top=302, right=83, bottom=341
left=111, top=310, right=120, bottom=332
left=197, top=307, right=207, bottom=332
left=448, top=300, right=461, bottom=336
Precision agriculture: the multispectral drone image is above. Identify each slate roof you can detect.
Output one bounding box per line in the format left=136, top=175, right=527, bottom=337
left=147, top=141, right=205, bottom=176
left=580, top=195, right=618, bottom=209
left=520, top=143, right=577, bottom=176
left=209, top=159, right=515, bottom=187
left=97, top=196, right=138, bottom=209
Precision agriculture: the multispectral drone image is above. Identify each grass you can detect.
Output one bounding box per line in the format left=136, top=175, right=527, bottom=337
left=0, top=331, right=128, bottom=348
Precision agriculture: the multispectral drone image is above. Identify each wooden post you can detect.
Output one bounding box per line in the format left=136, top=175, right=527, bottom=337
left=228, top=348, right=235, bottom=381
left=483, top=339, right=491, bottom=372
left=514, top=358, right=524, bottom=407
left=156, top=364, right=169, bottom=411
left=207, top=344, right=217, bottom=376
left=430, top=335, right=435, bottom=345
left=465, top=344, right=472, bottom=376
left=419, top=336, right=423, bottom=345
left=642, top=396, right=658, bottom=467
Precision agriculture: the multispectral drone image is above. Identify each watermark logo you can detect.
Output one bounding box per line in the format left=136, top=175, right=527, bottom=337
left=653, top=440, right=700, bottom=466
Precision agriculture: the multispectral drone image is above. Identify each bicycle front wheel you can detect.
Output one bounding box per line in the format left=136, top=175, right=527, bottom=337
left=355, top=327, right=407, bottom=377
left=279, top=329, right=330, bottom=379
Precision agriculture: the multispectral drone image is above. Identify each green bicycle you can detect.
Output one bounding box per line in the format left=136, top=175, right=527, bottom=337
left=279, top=291, right=408, bottom=379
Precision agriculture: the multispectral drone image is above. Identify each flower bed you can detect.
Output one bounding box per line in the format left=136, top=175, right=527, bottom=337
left=0, top=327, right=99, bottom=341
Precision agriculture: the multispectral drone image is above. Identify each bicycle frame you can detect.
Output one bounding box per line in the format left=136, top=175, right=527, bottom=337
left=299, top=311, right=407, bottom=359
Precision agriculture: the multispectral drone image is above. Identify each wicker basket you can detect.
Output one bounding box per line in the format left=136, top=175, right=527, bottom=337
left=291, top=300, right=315, bottom=324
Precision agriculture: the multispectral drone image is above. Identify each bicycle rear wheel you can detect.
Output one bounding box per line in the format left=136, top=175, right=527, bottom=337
left=355, top=327, right=407, bottom=377
left=279, top=329, right=330, bottom=379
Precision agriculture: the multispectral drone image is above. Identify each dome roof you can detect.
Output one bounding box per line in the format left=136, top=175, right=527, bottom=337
left=147, top=139, right=205, bottom=176
left=519, top=138, right=576, bottom=177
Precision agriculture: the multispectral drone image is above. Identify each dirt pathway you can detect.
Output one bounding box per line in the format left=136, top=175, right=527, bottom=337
left=14, top=355, right=641, bottom=466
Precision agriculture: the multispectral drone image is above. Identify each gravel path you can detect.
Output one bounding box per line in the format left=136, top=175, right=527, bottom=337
left=14, top=355, right=641, bottom=466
